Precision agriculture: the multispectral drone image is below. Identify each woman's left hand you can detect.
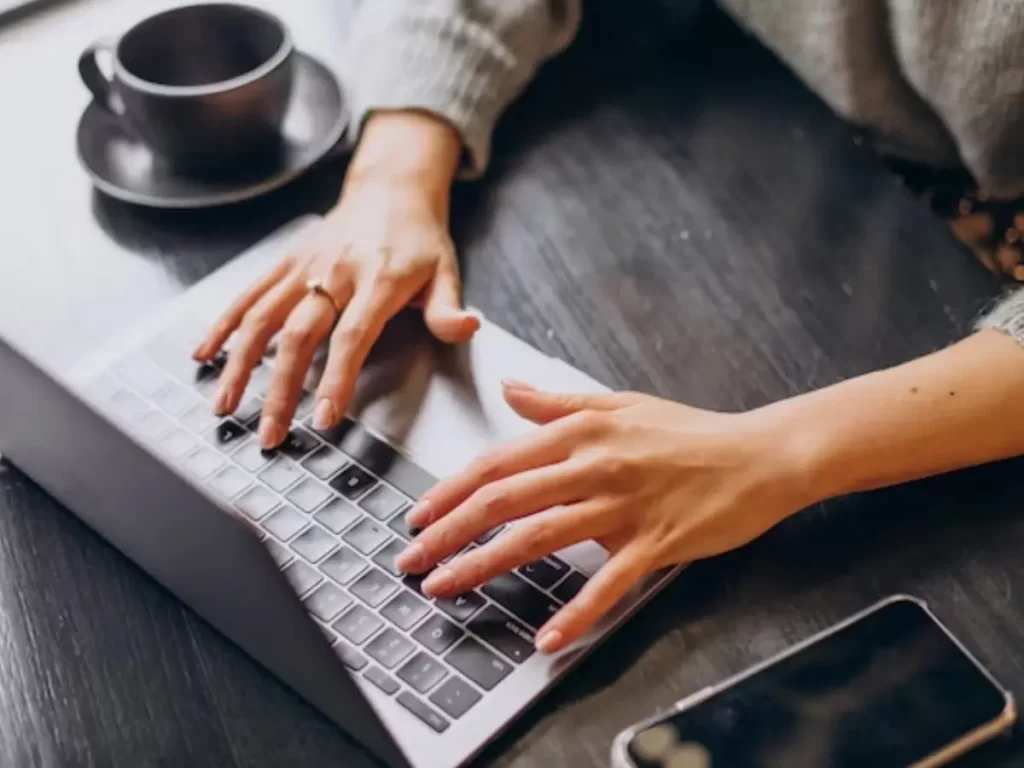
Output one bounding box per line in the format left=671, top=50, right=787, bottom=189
left=396, top=381, right=816, bottom=653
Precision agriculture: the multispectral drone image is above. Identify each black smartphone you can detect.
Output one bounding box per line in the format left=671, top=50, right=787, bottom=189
left=613, top=596, right=1015, bottom=768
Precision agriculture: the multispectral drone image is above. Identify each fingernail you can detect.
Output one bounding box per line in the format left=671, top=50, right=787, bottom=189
left=422, top=567, right=456, bottom=596
left=396, top=542, right=426, bottom=574
left=259, top=416, right=285, bottom=448
left=313, top=399, right=336, bottom=430
left=405, top=501, right=432, bottom=528
left=536, top=629, right=563, bottom=653
left=213, top=385, right=231, bottom=415
left=501, top=379, right=535, bottom=391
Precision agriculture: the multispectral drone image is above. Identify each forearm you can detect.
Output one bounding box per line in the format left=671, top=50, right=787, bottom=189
left=341, top=0, right=581, bottom=178
left=762, top=330, right=1024, bottom=502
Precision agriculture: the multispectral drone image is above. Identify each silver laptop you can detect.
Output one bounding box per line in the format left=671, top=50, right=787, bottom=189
left=0, top=216, right=678, bottom=768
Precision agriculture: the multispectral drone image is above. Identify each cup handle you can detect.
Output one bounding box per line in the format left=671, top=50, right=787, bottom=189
left=78, top=37, right=122, bottom=115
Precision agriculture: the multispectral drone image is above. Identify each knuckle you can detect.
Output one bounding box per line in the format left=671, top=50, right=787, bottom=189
left=471, top=451, right=506, bottom=485
left=565, top=410, right=608, bottom=439
left=477, top=487, right=511, bottom=519
left=369, top=265, right=404, bottom=290
left=598, top=454, right=633, bottom=487
left=334, top=321, right=370, bottom=347
left=280, top=325, right=312, bottom=351
left=515, top=522, right=550, bottom=557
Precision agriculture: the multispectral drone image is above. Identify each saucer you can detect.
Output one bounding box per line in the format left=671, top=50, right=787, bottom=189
left=76, top=51, right=348, bottom=209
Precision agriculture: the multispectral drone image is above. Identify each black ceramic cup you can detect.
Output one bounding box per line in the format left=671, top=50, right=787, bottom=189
left=78, top=3, right=295, bottom=175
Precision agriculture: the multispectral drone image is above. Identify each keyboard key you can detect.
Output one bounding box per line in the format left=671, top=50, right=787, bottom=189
left=475, top=525, right=505, bottom=545
left=388, top=511, right=420, bottom=541
left=429, top=676, right=482, bottom=719
left=283, top=560, right=322, bottom=596
left=259, top=458, right=303, bottom=492
left=396, top=691, right=450, bottom=733
left=263, top=538, right=293, bottom=567
left=481, top=573, right=560, bottom=631
left=403, top=572, right=429, bottom=596
left=206, top=465, right=252, bottom=501
left=285, top=477, right=332, bottom=513
left=333, top=605, right=383, bottom=645
left=107, top=387, right=149, bottom=422
left=113, top=355, right=167, bottom=396
left=468, top=606, right=535, bottom=664
left=135, top=408, right=175, bottom=440
left=320, top=547, right=367, bottom=585
left=372, top=539, right=408, bottom=577
left=398, top=651, right=448, bottom=694
left=413, top=614, right=464, bottom=655
left=381, top=591, right=430, bottom=631
left=301, top=446, right=349, bottom=481
left=314, top=497, right=361, bottom=534
left=342, top=519, right=391, bottom=555
left=350, top=568, right=399, bottom=608
left=303, top=582, right=352, bottom=622
left=313, top=418, right=436, bottom=499
left=179, top=403, right=219, bottom=433
left=231, top=438, right=274, bottom=473
left=206, top=419, right=248, bottom=452
left=359, top=484, right=406, bottom=521
left=161, top=428, right=197, bottom=459
left=364, top=666, right=400, bottom=696
left=289, top=525, right=339, bottom=563
left=518, top=558, right=568, bottom=590
left=552, top=571, right=588, bottom=603
left=233, top=396, right=263, bottom=425
left=329, top=465, right=377, bottom=500
left=332, top=639, right=368, bottom=671
left=436, top=591, right=486, bottom=623
left=365, top=628, right=415, bottom=670
left=261, top=505, right=307, bottom=541
left=274, top=426, right=320, bottom=460
left=446, top=638, right=512, bottom=691
left=233, top=485, right=278, bottom=521
left=152, top=380, right=198, bottom=417
left=182, top=446, right=225, bottom=480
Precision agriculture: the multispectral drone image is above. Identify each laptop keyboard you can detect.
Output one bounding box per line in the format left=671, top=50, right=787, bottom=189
left=82, top=320, right=590, bottom=735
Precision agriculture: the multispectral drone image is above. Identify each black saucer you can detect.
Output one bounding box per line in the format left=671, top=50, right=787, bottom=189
left=76, top=51, right=347, bottom=209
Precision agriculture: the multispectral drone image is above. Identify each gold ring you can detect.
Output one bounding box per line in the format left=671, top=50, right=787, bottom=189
left=306, top=277, right=342, bottom=315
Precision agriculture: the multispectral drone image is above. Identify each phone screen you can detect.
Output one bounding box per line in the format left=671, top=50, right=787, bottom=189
left=627, top=598, right=1010, bottom=768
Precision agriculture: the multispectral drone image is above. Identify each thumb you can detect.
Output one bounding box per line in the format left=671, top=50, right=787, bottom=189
left=501, top=380, right=642, bottom=424
left=423, top=263, right=479, bottom=344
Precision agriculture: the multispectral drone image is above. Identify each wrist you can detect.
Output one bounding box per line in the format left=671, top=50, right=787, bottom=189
left=746, top=395, right=843, bottom=510
left=346, top=110, right=462, bottom=201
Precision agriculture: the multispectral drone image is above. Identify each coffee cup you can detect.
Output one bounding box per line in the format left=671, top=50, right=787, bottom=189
left=78, top=3, right=295, bottom=175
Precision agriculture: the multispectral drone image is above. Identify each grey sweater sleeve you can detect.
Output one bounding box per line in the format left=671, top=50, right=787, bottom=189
left=978, top=290, right=1024, bottom=347
left=339, top=0, right=582, bottom=178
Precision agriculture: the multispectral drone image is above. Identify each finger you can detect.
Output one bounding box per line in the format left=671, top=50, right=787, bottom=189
left=212, top=275, right=306, bottom=415
left=419, top=501, right=613, bottom=596
left=501, top=382, right=643, bottom=425
left=194, top=257, right=294, bottom=361
left=535, top=540, right=652, bottom=653
left=398, top=460, right=594, bottom=576
left=258, top=294, right=340, bottom=448
left=423, top=260, right=479, bottom=344
left=311, top=278, right=415, bottom=430
left=404, top=412, right=597, bottom=529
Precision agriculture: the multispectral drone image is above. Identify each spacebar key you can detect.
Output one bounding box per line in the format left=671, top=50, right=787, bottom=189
left=481, top=572, right=560, bottom=631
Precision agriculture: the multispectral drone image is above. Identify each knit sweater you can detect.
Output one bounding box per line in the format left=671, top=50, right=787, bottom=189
left=338, top=0, right=1024, bottom=346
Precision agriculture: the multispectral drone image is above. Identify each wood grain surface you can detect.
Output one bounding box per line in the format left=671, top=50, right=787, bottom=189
left=0, top=1, right=1020, bottom=766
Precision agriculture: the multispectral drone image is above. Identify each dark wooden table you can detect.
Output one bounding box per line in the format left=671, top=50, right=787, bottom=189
left=1, top=1, right=1021, bottom=766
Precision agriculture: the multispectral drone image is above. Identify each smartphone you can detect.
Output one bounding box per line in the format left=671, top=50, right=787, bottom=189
left=612, top=595, right=1015, bottom=768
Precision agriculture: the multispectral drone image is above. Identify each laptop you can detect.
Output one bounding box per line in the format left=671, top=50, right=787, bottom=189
left=0, top=216, right=679, bottom=768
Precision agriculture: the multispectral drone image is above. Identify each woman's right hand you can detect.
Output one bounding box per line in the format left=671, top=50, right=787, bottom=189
left=192, top=112, right=479, bottom=448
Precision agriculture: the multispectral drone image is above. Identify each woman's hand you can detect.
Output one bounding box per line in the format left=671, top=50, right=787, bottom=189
left=193, top=112, right=479, bottom=448
left=396, top=381, right=815, bottom=654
